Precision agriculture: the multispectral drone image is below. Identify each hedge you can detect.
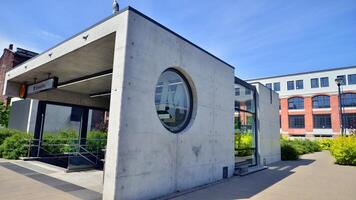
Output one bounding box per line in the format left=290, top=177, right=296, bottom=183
left=330, top=136, right=356, bottom=166
left=0, top=133, right=32, bottom=159
left=280, top=138, right=321, bottom=160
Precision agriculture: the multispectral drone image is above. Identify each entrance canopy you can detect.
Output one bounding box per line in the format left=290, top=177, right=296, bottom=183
left=3, top=9, right=128, bottom=109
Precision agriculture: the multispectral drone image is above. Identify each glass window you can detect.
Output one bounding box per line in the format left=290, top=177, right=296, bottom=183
left=273, top=82, right=280, bottom=91
left=288, top=97, right=304, bottom=109
left=312, top=95, right=330, bottom=108
left=320, top=77, right=329, bottom=87
left=287, top=81, right=294, bottom=90
left=311, top=78, right=319, bottom=88
left=155, top=69, right=192, bottom=133
left=342, top=93, right=356, bottom=107
left=296, top=80, right=303, bottom=89
left=265, top=83, right=272, bottom=89
left=235, top=88, right=240, bottom=96
left=337, top=75, right=346, bottom=85
left=344, top=113, right=356, bottom=129
left=289, top=115, right=305, bottom=128
left=313, top=114, right=331, bottom=129
left=348, top=74, right=356, bottom=85
left=245, top=88, right=251, bottom=95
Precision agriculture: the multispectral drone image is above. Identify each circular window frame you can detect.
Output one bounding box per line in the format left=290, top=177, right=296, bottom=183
left=154, top=68, right=194, bottom=134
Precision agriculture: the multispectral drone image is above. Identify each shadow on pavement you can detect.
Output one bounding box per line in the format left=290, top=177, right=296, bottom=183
left=172, top=158, right=315, bottom=200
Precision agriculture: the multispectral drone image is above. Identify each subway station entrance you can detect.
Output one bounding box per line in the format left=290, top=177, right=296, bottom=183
left=27, top=101, right=108, bottom=171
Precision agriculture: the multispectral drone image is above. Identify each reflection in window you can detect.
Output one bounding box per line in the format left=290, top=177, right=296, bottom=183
left=342, top=93, right=356, bottom=107
left=312, top=95, right=330, bottom=108
left=288, top=97, right=304, bottom=109
left=234, top=83, right=256, bottom=166
left=320, top=77, right=329, bottom=87
left=348, top=74, right=356, bottom=85
left=155, top=69, right=192, bottom=133
left=344, top=113, right=356, bottom=129
left=313, top=114, right=331, bottom=129
left=289, top=115, right=305, bottom=128
left=311, top=78, right=319, bottom=88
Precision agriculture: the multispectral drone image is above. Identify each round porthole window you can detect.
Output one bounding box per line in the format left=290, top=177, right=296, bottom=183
left=155, top=68, right=193, bottom=133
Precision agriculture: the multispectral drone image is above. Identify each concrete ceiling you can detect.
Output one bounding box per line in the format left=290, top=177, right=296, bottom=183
left=12, top=33, right=115, bottom=86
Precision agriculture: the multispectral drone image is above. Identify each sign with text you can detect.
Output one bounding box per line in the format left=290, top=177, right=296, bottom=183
left=26, top=77, right=58, bottom=96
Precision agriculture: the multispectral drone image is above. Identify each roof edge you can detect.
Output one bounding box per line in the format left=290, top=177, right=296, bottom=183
left=245, top=65, right=356, bottom=82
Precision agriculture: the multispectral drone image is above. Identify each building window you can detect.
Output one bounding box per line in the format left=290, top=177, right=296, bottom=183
left=296, top=80, right=304, bottom=89
left=235, top=88, right=240, bottom=96
left=313, top=114, right=331, bottom=129
left=234, top=101, right=240, bottom=110
left=341, top=93, right=356, bottom=107
left=320, top=77, right=329, bottom=87
left=273, top=82, right=280, bottom=91
left=344, top=113, right=356, bottom=129
left=312, top=95, right=330, bottom=108
left=287, top=81, right=295, bottom=90
left=265, top=83, right=272, bottom=89
left=154, top=68, right=192, bottom=133
left=245, top=88, right=251, bottom=95
left=289, top=115, right=305, bottom=128
left=336, top=75, right=346, bottom=85
left=288, top=97, right=304, bottom=109
left=70, top=107, right=83, bottom=122
left=348, top=74, right=356, bottom=85
left=311, top=78, right=319, bottom=88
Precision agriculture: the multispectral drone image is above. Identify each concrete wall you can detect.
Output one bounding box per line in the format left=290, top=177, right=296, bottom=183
left=104, top=9, right=235, bottom=200
left=253, top=83, right=281, bottom=165
left=8, top=99, right=38, bottom=133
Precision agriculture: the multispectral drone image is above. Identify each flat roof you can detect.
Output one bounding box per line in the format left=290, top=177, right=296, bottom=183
left=245, top=65, right=356, bottom=82
left=10, top=6, right=234, bottom=72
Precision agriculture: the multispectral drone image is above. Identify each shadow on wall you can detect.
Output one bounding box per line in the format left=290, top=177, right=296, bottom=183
left=171, top=159, right=315, bottom=200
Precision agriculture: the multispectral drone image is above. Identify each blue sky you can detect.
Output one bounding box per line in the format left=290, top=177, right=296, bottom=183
left=1, top=0, right=355, bottom=79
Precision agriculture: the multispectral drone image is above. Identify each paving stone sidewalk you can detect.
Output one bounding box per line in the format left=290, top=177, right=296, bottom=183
left=170, top=151, right=356, bottom=200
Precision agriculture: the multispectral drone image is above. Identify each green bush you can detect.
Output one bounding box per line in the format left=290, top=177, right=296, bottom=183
left=42, top=129, right=79, bottom=154
left=0, top=128, right=24, bottom=145
left=0, top=133, right=32, bottom=159
left=86, top=131, right=107, bottom=152
left=235, top=132, right=253, bottom=156
left=281, top=141, right=299, bottom=160
left=318, top=139, right=333, bottom=150
left=280, top=137, right=321, bottom=160
left=330, top=136, right=356, bottom=166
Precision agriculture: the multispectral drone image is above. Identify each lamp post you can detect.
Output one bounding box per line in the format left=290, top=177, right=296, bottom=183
left=335, top=77, right=344, bottom=136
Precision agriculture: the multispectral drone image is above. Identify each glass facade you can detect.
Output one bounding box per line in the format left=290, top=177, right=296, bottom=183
left=155, top=69, right=192, bottom=133
left=312, top=95, right=330, bottom=108
left=288, top=97, right=304, bottom=109
left=234, top=83, right=257, bottom=167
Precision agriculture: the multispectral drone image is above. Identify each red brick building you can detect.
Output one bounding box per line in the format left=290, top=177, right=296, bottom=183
left=247, top=66, right=356, bottom=138
left=0, top=44, right=38, bottom=103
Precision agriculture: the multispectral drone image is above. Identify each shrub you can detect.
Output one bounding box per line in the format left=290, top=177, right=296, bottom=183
left=281, top=141, right=299, bottom=160
left=330, top=136, right=356, bottom=166
left=280, top=138, right=321, bottom=160
left=0, top=102, right=10, bottom=128
left=318, top=139, right=333, bottom=150
left=86, top=131, right=107, bottom=152
left=0, top=128, right=24, bottom=145
left=0, top=133, right=32, bottom=159
left=42, top=129, right=79, bottom=154
left=235, top=132, right=253, bottom=156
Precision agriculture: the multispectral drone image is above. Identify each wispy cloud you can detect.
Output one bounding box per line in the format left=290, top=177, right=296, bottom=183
left=34, top=30, right=64, bottom=42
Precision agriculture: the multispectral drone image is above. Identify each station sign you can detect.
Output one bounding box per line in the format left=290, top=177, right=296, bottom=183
left=19, top=77, right=58, bottom=98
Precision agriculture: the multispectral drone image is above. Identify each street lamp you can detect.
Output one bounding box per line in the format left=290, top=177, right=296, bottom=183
left=335, top=77, right=344, bottom=136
